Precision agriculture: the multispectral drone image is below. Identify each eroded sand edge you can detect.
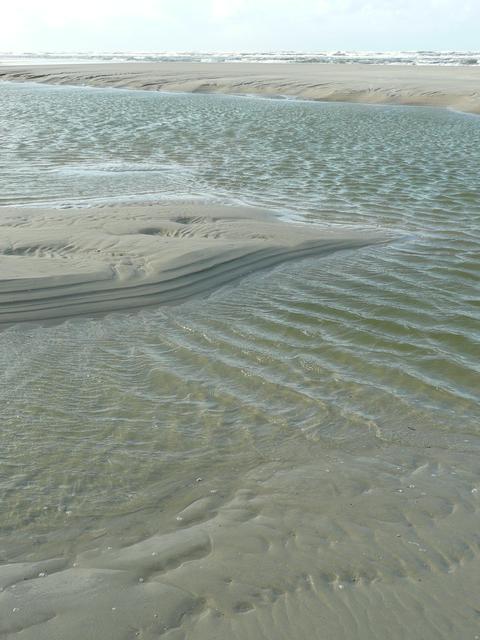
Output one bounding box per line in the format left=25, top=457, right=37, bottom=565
left=0, top=203, right=386, bottom=325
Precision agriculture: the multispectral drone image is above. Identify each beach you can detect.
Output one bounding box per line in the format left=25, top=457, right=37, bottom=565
left=1, top=61, right=480, bottom=114
left=0, top=69, right=479, bottom=639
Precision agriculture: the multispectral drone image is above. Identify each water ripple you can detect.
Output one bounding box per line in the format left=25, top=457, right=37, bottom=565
left=0, top=84, right=479, bottom=636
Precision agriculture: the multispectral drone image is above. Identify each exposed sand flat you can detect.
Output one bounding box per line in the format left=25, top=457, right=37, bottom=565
left=1, top=62, right=479, bottom=114
left=0, top=203, right=385, bottom=325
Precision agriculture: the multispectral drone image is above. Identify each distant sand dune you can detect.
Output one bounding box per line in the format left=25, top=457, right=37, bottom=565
left=1, top=62, right=479, bottom=114
left=0, top=203, right=387, bottom=325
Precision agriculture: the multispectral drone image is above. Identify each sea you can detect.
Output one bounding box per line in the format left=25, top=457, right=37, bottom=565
left=0, top=49, right=479, bottom=66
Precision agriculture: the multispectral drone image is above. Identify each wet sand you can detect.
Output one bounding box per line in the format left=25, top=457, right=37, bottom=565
left=1, top=62, right=480, bottom=114
left=0, top=202, right=385, bottom=325
left=1, top=446, right=479, bottom=640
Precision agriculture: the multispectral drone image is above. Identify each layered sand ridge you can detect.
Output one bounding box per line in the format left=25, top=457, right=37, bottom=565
left=0, top=203, right=386, bottom=325
left=1, top=62, right=480, bottom=114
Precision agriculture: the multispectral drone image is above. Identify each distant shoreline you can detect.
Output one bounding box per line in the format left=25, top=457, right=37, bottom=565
left=1, top=62, right=479, bottom=114
left=1, top=50, right=479, bottom=66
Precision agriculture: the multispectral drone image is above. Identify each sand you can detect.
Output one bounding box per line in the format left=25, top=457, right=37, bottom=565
left=1, top=66, right=478, bottom=640
left=1, top=62, right=479, bottom=114
left=1, top=446, right=479, bottom=640
left=0, top=203, right=386, bottom=326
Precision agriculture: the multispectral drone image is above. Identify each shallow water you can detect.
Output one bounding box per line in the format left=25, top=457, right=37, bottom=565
left=0, top=83, right=479, bottom=639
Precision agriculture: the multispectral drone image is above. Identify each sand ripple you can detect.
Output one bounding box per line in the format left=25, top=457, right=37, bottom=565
left=0, top=203, right=386, bottom=325
left=1, top=450, right=479, bottom=639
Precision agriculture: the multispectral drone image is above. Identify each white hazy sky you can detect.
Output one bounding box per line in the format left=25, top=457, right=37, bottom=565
left=2, top=0, right=479, bottom=52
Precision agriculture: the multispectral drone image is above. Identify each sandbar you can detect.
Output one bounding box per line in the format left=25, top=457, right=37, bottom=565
left=0, top=203, right=386, bottom=325
left=0, top=62, right=479, bottom=114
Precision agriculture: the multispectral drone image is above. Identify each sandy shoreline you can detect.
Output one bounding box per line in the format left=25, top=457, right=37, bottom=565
left=0, top=202, right=386, bottom=326
left=1, top=62, right=479, bottom=114
left=1, top=63, right=479, bottom=640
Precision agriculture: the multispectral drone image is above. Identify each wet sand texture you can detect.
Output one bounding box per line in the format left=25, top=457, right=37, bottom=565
left=1, top=450, right=479, bottom=640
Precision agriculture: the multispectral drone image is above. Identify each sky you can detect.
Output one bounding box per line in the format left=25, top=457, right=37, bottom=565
left=1, top=0, right=479, bottom=52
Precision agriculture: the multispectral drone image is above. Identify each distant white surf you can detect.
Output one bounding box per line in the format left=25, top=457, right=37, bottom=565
left=1, top=50, right=479, bottom=66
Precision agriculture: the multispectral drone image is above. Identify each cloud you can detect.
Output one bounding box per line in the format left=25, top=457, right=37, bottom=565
left=0, top=0, right=478, bottom=52
left=47, top=0, right=163, bottom=27
left=1, top=0, right=164, bottom=33
left=210, top=0, right=246, bottom=21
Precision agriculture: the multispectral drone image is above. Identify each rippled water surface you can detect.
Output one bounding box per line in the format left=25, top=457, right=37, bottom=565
left=0, top=83, right=479, bottom=639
